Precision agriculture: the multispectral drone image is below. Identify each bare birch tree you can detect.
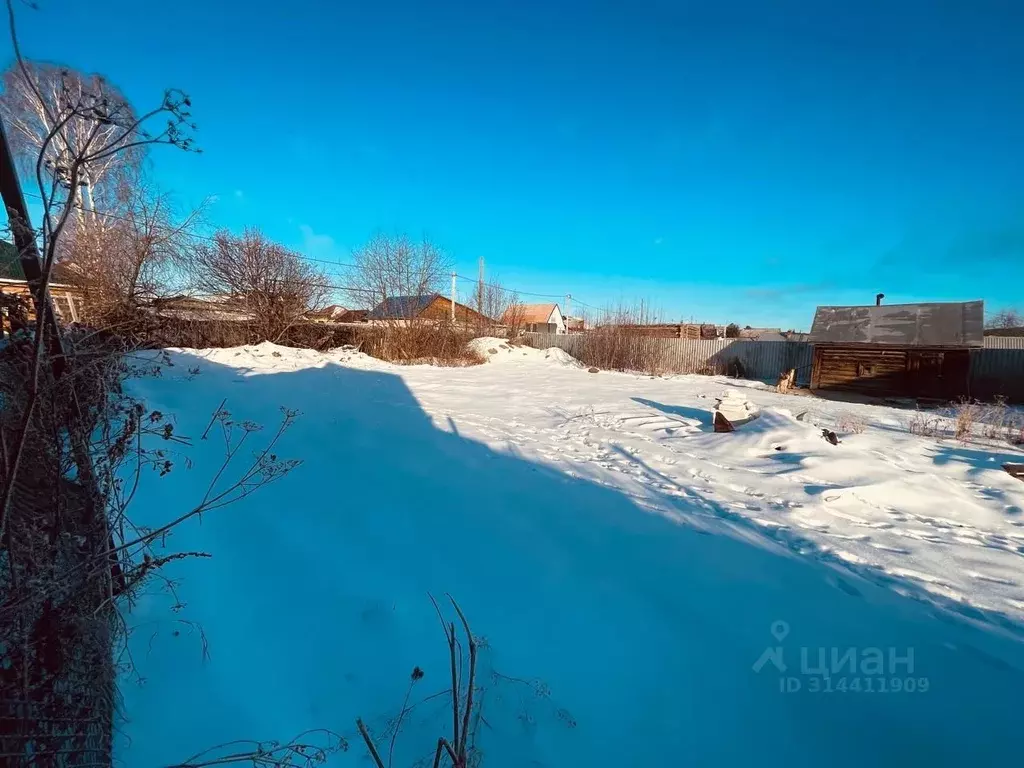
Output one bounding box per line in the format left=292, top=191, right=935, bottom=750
left=0, top=61, right=149, bottom=220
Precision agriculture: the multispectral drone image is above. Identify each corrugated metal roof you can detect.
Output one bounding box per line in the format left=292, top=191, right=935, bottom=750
left=809, top=301, right=984, bottom=348
left=367, top=294, right=440, bottom=320
left=506, top=303, right=558, bottom=325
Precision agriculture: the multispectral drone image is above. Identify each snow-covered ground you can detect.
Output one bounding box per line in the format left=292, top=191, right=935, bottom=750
left=118, top=341, right=1024, bottom=767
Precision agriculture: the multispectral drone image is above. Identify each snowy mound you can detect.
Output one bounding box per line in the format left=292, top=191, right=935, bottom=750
left=168, top=342, right=379, bottom=373
left=468, top=337, right=581, bottom=367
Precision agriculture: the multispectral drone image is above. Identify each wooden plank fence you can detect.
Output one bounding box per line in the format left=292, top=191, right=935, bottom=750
left=527, top=333, right=1024, bottom=400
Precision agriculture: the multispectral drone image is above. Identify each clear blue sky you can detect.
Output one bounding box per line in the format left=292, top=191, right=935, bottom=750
left=8, top=0, right=1024, bottom=329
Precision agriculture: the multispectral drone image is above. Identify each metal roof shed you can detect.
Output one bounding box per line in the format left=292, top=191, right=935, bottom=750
left=808, top=301, right=984, bottom=399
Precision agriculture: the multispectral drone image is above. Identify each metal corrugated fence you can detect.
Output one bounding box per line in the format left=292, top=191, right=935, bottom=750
left=526, top=334, right=815, bottom=384
left=527, top=334, right=1024, bottom=398
left=983, top=336, right=1024, bottom=349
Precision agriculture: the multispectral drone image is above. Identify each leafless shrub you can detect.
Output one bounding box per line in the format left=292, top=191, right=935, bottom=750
left=349, top=233, right=451, bottom=316
left=502, top=293, right=527, bottom=343
left=0, top=4, right=304, bottom=763
left=836, top=412, right=867, bottom=434
left=58, top=170, right=207, bottom=323
left=190, top=228, right=329, bottom=342
left=475, top=274, right=510, bottom=326
left=345, top=234, right=488, bottom=364
left=906, top=409, right=945, bottom=438
left=363, top=324, right=483, bottom=366
left=952, top=399, right=981, bottom=442
left=557, top=300, right=668, bottom=375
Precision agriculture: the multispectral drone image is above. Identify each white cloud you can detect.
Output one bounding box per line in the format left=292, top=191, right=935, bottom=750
left=299, top=224, right=341, bottom=261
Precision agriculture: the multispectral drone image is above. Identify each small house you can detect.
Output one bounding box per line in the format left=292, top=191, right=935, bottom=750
left=508, top=303, right=565, bottom=334
left=368, top=294, right=491, bottom=326
left=1, top=240, right=85, bottom=325
left=808, top=300, right=984, bottom=399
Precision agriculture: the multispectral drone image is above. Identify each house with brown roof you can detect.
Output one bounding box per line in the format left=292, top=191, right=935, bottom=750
left=505, top=303, right=566, bottom=334
left=368, top=294, right=492, bottom=326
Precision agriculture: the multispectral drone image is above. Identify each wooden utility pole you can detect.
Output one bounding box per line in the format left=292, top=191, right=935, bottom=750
left=450, top=272, right=457, bottom=321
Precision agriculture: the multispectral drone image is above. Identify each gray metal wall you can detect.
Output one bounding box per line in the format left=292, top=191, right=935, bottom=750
left=527, top=334, right=814, bottom=384
left=528, top=334, right=1024, bottom=400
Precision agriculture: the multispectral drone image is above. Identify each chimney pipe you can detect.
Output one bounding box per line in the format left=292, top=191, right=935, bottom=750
left=875, top=293, right=885, bottom=306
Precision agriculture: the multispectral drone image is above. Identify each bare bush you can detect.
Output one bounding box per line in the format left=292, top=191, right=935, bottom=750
left=349, top=233, right=451, bottom=316
left=836, top=412, right=867, bottom=434
left=363, top=324, right=483, bottom=366
left=473, top=275, right=512, bottom=335
left=502, top=293, right=526, bottom=342
left=564, top=301, right=669, bottom=375
left=953, top=399, right=982, bottom=442
left=906, top=410, right=945, bottom=438
left=60, top=170, right=206, bottom=322
left=345, top=234, right=489, bottom=363
left=190, top=228, right=328, bottom=342
left=0, top=5, right=295, bottom=764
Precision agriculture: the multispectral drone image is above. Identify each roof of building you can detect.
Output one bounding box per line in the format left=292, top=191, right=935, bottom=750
left=506, top=303, right=559, bottom=325
left=307, top=304, right=348, bottom=319
left=336, top=308, right=369, bottom=323
left=985, top=326, right=1024, bottom=337
left=738, top=327, right=785, bottom=341
left=368, top=294, right=440, bottom=320
left=809, top=301, right=985, bottom=348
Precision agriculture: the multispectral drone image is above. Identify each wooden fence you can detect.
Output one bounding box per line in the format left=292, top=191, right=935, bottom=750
left=527, top=333, right=1024, bottom=400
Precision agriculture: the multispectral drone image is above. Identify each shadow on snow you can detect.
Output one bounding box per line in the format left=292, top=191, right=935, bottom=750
left=118, top=357, right=1024, bottom=768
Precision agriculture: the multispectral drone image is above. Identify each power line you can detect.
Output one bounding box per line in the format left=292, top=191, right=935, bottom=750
left=453, top=273, right=566, bottom=300
left=16, top=190, right=361, bottom=270
left=15, top=190, right=600, bottom=309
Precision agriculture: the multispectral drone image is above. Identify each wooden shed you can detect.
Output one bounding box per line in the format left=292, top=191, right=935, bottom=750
left=808, top=300, right=984, bottom=399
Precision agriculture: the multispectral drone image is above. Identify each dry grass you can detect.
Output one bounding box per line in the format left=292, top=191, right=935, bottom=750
left=953, top=399, right=982, bottom=442
left=905, top=398, right=1024, bottom=446
left=360, top=325, right=483, bottom=366
left=554, top=301, right=672, bottom=376
left=836, top=412, right=867, bottom=434
left=907, top=409, right=946, bottom=438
